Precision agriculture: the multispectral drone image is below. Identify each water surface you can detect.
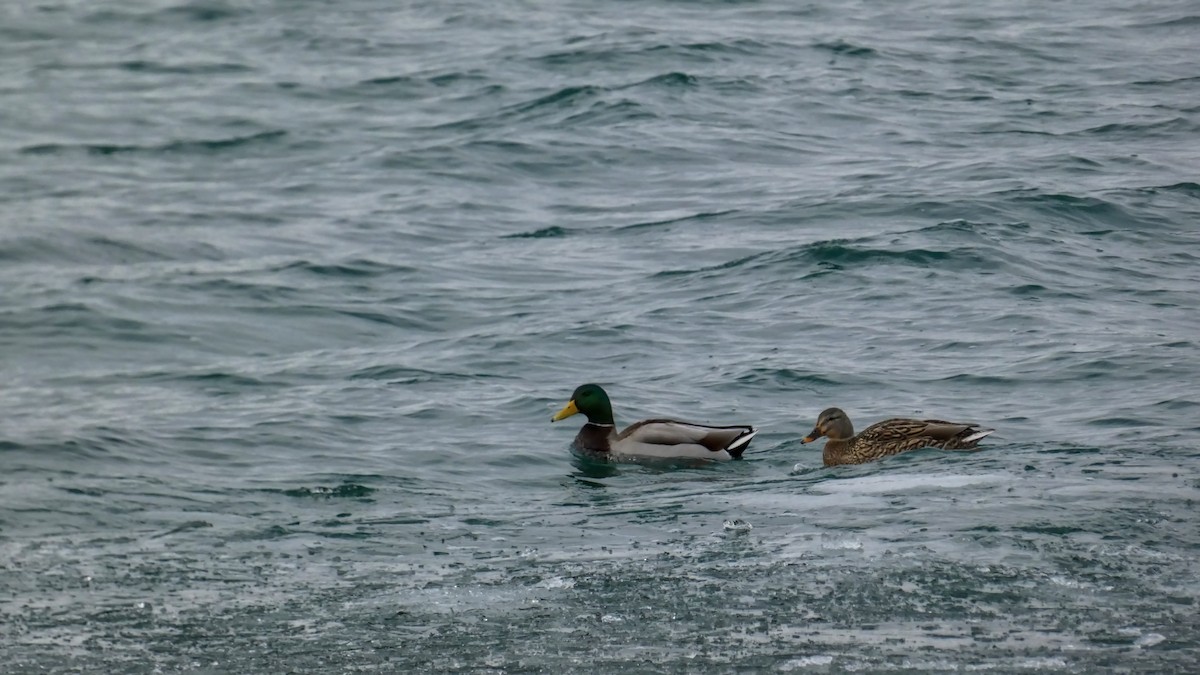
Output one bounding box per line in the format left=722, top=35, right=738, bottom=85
left=2, top=0, right=1198, bottom=671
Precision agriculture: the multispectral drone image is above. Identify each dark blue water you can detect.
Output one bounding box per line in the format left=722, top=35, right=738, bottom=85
left=2, top=1, right=1198, bottom=672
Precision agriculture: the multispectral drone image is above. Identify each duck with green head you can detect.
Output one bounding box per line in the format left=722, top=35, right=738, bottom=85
left=552, top=383, right=757, bottom=461
left=801, top=407, right=994, bottom=466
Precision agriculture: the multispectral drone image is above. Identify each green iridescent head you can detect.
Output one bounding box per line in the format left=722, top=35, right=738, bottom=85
left=551, top=383, right=615, bottom=425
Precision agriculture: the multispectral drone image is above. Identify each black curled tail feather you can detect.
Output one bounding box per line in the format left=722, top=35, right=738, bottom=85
left=725, top=428, right=758, bottom=459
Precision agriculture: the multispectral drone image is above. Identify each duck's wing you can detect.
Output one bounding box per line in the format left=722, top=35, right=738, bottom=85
left=614, top=419, right=757, bottom=460
left=859, top=418, right=993, bottom=450
left=921, top=419, right=995, bottom=446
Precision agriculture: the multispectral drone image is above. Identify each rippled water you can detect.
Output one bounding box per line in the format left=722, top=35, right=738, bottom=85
left=2, top=0, right=1199, bottom=672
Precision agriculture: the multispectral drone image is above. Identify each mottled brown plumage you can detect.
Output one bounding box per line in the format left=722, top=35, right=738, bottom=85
left=801, top=407, right=994, bottom=466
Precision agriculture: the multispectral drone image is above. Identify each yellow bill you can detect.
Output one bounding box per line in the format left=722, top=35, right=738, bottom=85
left=552, top=399, right=580, bottom=422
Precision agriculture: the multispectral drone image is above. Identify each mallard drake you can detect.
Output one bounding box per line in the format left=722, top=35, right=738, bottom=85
left=551, top=383, right=757, bottom=461
left=801, top=407, right=994, bottom=466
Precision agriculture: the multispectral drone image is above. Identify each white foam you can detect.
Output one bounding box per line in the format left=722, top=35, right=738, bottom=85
left=537, top=576, right=575, bottom=590
left=723, top=519, right=753, bottom=533
left=814, top=472, right=1011, bottom=495
left=780, top=655, right=834, bottom=670
left=1135, top=633, right=1165, bottom=648
left=820, top=536, right=863, bottom=551
left=1015, top=657, right=1067, bottom=669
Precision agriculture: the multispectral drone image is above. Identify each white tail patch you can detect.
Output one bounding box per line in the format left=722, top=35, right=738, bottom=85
left=963, top=428, right=995, bottom=444
left=727, top=429, right=758, bottom=452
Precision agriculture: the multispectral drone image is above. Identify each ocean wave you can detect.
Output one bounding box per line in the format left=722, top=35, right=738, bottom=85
left=622, top=71, right=700, bottom=89
left=0, top=233, right=181, bottom=265
left=813, top=39, right=878, bottom=58
left=616, top=209, right=737, bottom=233
left=532, top=37, right=769, bottom=69
left=503, top=226, right=572, bottom=239
left=655, top=232, right=1003, bottom=280
left=348, top=365, right=482, bottom=383
left=734, top=367, right=861, bottom=387
left=278, top=258, right=415, bottom=278
left=84, top=1, right=247, bottom=26
left=1072, top=117, right=1195, bottom=137
left=118, top=59, right=252, bottom=75
left=20, top=130, right=288, bottom=157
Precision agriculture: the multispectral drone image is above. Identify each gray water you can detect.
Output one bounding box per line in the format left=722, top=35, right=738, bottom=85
left=2, top=0, right=1198, bottom=672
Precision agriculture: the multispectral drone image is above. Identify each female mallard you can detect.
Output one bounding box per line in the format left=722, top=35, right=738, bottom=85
left=801, top=407, right=994, bottom=466
left=551, top=384, right=757, bottom=461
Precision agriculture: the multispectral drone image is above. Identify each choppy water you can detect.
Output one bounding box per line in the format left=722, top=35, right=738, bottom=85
left=2, top=0, right=1199, bottom=672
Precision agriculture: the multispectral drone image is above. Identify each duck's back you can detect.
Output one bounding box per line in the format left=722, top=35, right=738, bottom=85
left=617, top=419, right=756, bottom=460
left=831, top=417, right=991, bottom=464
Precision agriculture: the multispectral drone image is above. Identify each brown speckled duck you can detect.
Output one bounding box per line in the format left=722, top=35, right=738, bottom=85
left=801, top=407, right=994, bottom=466
left=552, top=384, right=757, bottom=461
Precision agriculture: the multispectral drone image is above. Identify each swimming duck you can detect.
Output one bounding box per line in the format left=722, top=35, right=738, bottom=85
left=801, top=407, right=994, bottom=466
left=551, top=383, right=757, bottom=461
